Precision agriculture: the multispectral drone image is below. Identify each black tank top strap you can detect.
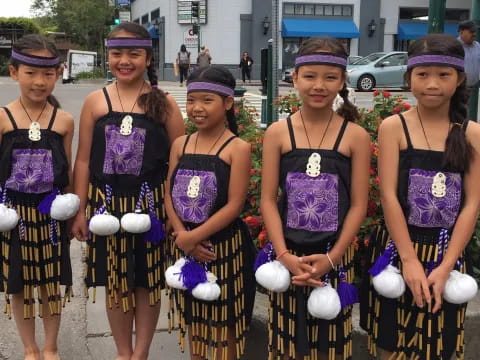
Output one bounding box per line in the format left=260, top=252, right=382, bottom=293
left=333, top=119, right=349, bottom=152
left=286, top=116, right=296, bottom=150
left=215, top=135, right=237, bottom=156
left=182, top=134, right=192, bottom=155
left=47, top=106, right=58, bottom=130
left=398, top=113, right=413, bottom=149
left=102, top=87, right=113, bottom=113
left=2, top=107, right=18, bottom=130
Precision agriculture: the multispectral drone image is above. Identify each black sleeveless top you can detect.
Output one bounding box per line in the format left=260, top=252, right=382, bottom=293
left=279, top=117, right=351, bottom=253
left=89, top=88, right=170, bottom=191
left=0, top=106, right=68, bottom=194
left=397, top=113, right=467, bottom=233
left=170, top=134, right=236, bottom=232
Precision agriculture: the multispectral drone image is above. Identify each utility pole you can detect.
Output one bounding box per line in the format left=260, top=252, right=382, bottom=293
left=271, top=0, right=280, bottom=123
left=427, top=0, right=446, bottom=34
left=469, top=0, right=480, bottom=121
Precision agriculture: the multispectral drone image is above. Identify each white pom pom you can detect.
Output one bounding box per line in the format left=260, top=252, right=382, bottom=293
left=443, top=270, right=478, bottom=304
left=307, top=284, right=341, bottom=320
left=120, top=212, right=151, bottom=233
left=192, top=281, right=221, bottom=301
left=89, top=213, right=120, bottom=236
left=255, top=260, right=291, bottom=292
left=0, top=204, right=19, bottom=232
left=165, top=257, right=187, bottom=290
left=372, top=264, right=406, bottom=299
left=50, top=193, right=80, bottom=220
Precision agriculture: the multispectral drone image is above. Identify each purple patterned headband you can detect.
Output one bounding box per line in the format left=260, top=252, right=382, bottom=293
left=107, top=38, right=152, bottom=49
left=11, top=50, right=60, bottom=68
left=408, top=54, right=464, bottom=71
left=295, top=53, right=347, bottom=69
left=187, top=81, right=235, bottom=97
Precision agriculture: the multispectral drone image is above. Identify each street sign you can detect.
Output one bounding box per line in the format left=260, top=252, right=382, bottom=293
left=119, top=11, right=131, bottom=23
left=177, top=0, right=207, bottom=24
left=116, top=0, right=131, bottom=6
left=183, top=28, right=198, bottom=48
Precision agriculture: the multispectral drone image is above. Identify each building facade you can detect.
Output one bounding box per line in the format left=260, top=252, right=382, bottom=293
left=130, top=0, right=472, bottom=80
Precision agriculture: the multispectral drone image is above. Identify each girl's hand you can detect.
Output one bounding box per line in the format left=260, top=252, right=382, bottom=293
left=190, top=241, right=216, bottom=263
left=427, top=265, right=451, bottom=313
left=173, top=230, right=197, bottom=254
left=402, top=258, right=432, bottom=308
left=280, top=253, right=315, bottom=287
left=71, top=212, right=89, bottom=242
left=291, top=254, right=332, bottom=287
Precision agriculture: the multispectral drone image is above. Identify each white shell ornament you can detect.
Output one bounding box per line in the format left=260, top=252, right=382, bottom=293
left=120, top=211, right=151, bottom=233
left=431, top=172, right=446, bottom=198
left=307, top=284, right=342, bottom=320
left=443, top=270, right=478, bottom=304
left=165, top=257, right=187, bottom=290
left=372, top=264, right=406, bottom=299
left=187, top=175, right=201, bottom=199
left=119, top=115, right=133, bottom=136
left=89, top=213, right=120, bottom=236
left=192, top=272, right=221, bottom=301
left=0, top=204, right=19, bottom=232
left=255, top=260, right=291, bottom=293
left=50, top=193, right=80, bottom=220
left=28, top=122, right=41, bottom=141
left=306, top=152, right=321, bottom=177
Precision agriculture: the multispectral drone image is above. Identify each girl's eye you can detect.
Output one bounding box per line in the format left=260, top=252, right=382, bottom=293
left=327, top=75, right=339, bottom=80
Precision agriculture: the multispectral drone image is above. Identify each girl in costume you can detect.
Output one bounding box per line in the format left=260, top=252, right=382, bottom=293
left=0, top=34, right=75, bottom=360
left=165, top=65, right=255, bottom=360
left=361, top=34, right=480, bottom=360
left=71, top=22, right=184, bottom=359
left=260, top=37, right=370, bottom=360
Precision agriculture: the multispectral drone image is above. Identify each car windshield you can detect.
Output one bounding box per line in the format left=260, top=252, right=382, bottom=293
left=353, top=53, right=386, bottom=65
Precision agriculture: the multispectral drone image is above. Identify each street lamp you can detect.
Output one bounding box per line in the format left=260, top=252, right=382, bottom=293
left=368, top=19, right=377, bottom=37
left=262, top=16, right=271, bottom=35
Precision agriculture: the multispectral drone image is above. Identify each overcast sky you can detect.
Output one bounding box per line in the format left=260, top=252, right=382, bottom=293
left=2, top=0, right=34, bottom=18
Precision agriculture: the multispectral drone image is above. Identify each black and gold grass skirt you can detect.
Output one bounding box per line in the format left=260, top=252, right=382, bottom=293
left=268, top=243, right=356, bottom=360
left=0, top=191, right=72, bottom=319
left=360, top=225, right=467, bottom=360
left=169, top=220, right=256, bottom=360
left=84, top=182, right=169, bottom=312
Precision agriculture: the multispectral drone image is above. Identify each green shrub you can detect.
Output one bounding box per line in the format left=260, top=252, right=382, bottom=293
left=75, top=67, right=105, bottom=79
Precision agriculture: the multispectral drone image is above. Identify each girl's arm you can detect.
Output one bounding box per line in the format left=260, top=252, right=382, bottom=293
left=164, top=94, right=185, bottom=144
left=378, top=115, right=431, bottom=308
left=294, top=124, right=370, bottom=286
left=428, top=122, right=480, bottom=312
left=173, top=139, right=251, bottom=256
left=260, top=121, right=310, bottom=279
left=71, top=92, right=97, bottom=241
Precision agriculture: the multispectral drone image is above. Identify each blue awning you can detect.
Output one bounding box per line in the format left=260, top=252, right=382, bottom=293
left=397, top=23, right=459, bottom=40
left=282, top=19, right=360, bottom=38
left=146, top=23, right=159, bottom=39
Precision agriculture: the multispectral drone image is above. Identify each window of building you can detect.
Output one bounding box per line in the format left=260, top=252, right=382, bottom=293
left=133, top=18, right=140, bottom=24
left=294, top=4, right=304, bottom=15
left=315, top=5, right=324, bottom=15
left=151, top=8, right=160, bottom=21
left=333, top=5, right=342, bottom=16
left=283, top=3, right=353, bottom=17
left=284, top=3, right=295, bottom=15
left=324, top=5, right=333, bottom=16
left=342, top=6, right=352, bottom=16
left=304, top=4, right=315, bottom=15
left=141, top=14, right=149, bottom=24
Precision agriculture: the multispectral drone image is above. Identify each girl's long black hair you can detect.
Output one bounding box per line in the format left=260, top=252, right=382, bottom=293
left=406, top=33, right=472, bottom=171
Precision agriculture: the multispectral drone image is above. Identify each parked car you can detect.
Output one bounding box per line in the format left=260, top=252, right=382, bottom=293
left=282, top=67, right=294, bottom=83
left=347, top=55, right=363, bottom=65
left=347, top=51, right=408, bottom=91
left=347, top=52, right=386, bottom=69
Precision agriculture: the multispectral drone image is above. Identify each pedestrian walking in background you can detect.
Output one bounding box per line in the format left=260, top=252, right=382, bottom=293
left=239, top=51, right=254, bottom=83
left=458, top=20, right=480, bottom=121
left=0, top=34, right=75, bottom=360
left=176, top=44, right=191, bottom=86
left=261, top=36, right=370, bottom=359
left=71, top=22, right=184, bottom=360
left=165, top=65, right=255, bottom=360
left=361, top=33, right=480, bottom=360
left=197, top=45, right=212, bottom=69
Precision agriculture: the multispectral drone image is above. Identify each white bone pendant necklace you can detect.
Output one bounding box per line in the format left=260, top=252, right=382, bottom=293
left=187, top=128, right=227, bottom=198
left=19, top=98, right=48, bottom=142
left=116, top=81, right=145, bottom=136
left=300, top=109, right=333, bottom=177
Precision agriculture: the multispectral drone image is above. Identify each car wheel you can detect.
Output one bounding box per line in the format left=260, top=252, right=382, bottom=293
left=357, top=75, right=375, bottom=91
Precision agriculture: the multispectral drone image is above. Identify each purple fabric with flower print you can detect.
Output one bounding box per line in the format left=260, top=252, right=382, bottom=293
left=171, top=169, right=217, bottom=224
left=407, top=168, right=461, bottom=228
left=5, top=149, right=54, bottom=193
left=286, top=172, right=339, bottom=232
left=103, top=124, right=146, bottom=176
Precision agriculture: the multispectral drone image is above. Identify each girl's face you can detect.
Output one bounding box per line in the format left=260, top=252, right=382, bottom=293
left=9, top=49, right=61, bottom=104
left=292, top=62, right=344, bottom=110
left=409, top=65, right=465, bottom=109
left=186, top=91, right=233, bottom=131
left=108, top=30, right=151, bottom=82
